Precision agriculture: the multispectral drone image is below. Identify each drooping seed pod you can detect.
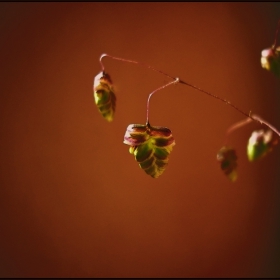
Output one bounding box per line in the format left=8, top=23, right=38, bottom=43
left=217, top=146, right=238, bottom=182
left=123, top=123, right=175, bottom=178
left=93, top=71, right=116, bottom=122
left=247, top=129, right=278, bottom=162
left=261, top=47, right=280, bottom=77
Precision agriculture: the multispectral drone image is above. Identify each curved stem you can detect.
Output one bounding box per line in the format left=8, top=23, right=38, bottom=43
left=99, top=54, right=106, bottom=71
left=146, top=78, right=179, bottom=125
left=225, top=117, right=253, bottom=145
left=272, top=19, right=280, bottom=51
left=251, top=114, right=280, bottom=136
left=100, top=53, right=174, bottom=80
left=99, top=54, right=280, bottom=137
left=224, top=114, right=280, bottom=145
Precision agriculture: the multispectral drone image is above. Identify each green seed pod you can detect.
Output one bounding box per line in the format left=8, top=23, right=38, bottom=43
left=217, top=146, right=238, bottom=182
left=261, top=47, right=280, bottom=77
left=247, top=129, right=278, bottom=162
left=93, top=71, right=116, bottom=122
left=123, top=123, right=175, bottom=178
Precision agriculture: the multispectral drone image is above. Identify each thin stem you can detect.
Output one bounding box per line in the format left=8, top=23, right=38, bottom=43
left=224, top=114, right=280, bottom=145
left=178, top=79, right=254, bottom=121
left=99, top=54, right=106, bottom=71
left=251, top=114, right=280, bottom=136
left=146, top=78, right=179, bottom=125
left=225, top=117, right=253, bottom=145
left=99, top=54, right=280, bottom=137
left=177, top=81, right=280, bottom=138
left=272, top=19, right=280, bottom=51
left=100, top=53, right=174, bottom=80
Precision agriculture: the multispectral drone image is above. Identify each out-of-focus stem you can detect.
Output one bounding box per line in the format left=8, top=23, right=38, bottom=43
left=225, top=114, right=280, bottom=145
left=272, top=19, right=280, bottom=51
left=225, top=117, right=253, bottom=145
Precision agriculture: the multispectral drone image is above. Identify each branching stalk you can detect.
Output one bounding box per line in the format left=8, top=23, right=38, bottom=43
left=100, top=54, right=280, bottom=137
left=225, top=114, right=280, bottom=145
left=272, top=19, right=280, bottom=51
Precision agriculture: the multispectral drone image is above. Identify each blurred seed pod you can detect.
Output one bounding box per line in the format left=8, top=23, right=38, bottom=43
left=123, top=123, right=175, bottom=178
left=247, top=129, right=278, bottom=162
left=260, top=47, right=280, bottom=77
left=93, top=71, right=116, bottom=122
left=217, top=146, right=238, bottom=182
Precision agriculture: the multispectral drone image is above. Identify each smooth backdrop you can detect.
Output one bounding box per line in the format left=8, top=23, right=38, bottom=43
left=0, top=2, right=280, bottom=277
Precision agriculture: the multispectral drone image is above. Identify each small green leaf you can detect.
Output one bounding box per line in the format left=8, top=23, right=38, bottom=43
left=247, top=129, right=278, bottom=161
left=93, top=71, right=116, bottom=122
left=217, top=146, right=238, bottom=182
left=123, top=124, right=175, bottom=178
left=261, top=47, right=280, bottom=77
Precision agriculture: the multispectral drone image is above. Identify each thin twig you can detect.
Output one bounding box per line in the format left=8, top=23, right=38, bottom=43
left=178, top=79, right=255, bottom=121
left=272, top=19, right=280, bottom=50
left=99, top=54, right=280, bottom=137
left=146, top=78, right=179, bottom=125
left=251, top=114, right=280, bottom=136
left=224, top=114, right=280, bottom=145
left=100, top=53, right=174, bottom=80
left=225, top=117, right=253, bottom=145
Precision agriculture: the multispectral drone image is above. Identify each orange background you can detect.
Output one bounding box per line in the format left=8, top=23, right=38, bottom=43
left=0, top=2, right=280, bottom=277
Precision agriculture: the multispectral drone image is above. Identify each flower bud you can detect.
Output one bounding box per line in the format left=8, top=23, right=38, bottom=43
left=123, top=124, right=175, bottom=178
left=93, top=72, right=116, bottom=122
left=247, top=129, right=278, bottom=161
left=261, top=47, right=280, bottom=77
left=217, top=146, right=238, bottom=182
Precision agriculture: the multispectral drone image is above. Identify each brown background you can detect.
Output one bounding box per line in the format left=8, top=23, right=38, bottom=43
left=0, top=2, right=280, bottom=278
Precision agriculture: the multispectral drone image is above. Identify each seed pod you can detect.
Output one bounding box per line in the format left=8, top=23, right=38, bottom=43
left=93, top=71, right=116, bottom=122
left=123, top=123, right=175, bottom=178
left=247, top=129, right=278, bottom=162
left=217, top=146, right=238, bottom=182
left=261, top=47, right=280, bottom=77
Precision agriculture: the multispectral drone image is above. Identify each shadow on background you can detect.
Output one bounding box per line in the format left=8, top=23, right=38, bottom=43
left=0, top=2, right=280, bottom=277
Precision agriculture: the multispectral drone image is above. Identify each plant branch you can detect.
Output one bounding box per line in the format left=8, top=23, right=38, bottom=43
left=224, top=114, right=280, bottom=145
left=146, top=78, right=179, bottom=125
left=178, top=79, right=254, bottom=121
left=272, top=19, right=280, bottom=50
left=99, top=54, right=280, bottom=137
left=251, top=114, right=280, bottom=136
left=225, top=117, right=253, bottom=144
left=100, top=53, right=174, bottom=80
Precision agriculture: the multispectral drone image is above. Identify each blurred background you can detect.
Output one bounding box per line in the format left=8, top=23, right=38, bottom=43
left=0, top=2, right=280, bottom=277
